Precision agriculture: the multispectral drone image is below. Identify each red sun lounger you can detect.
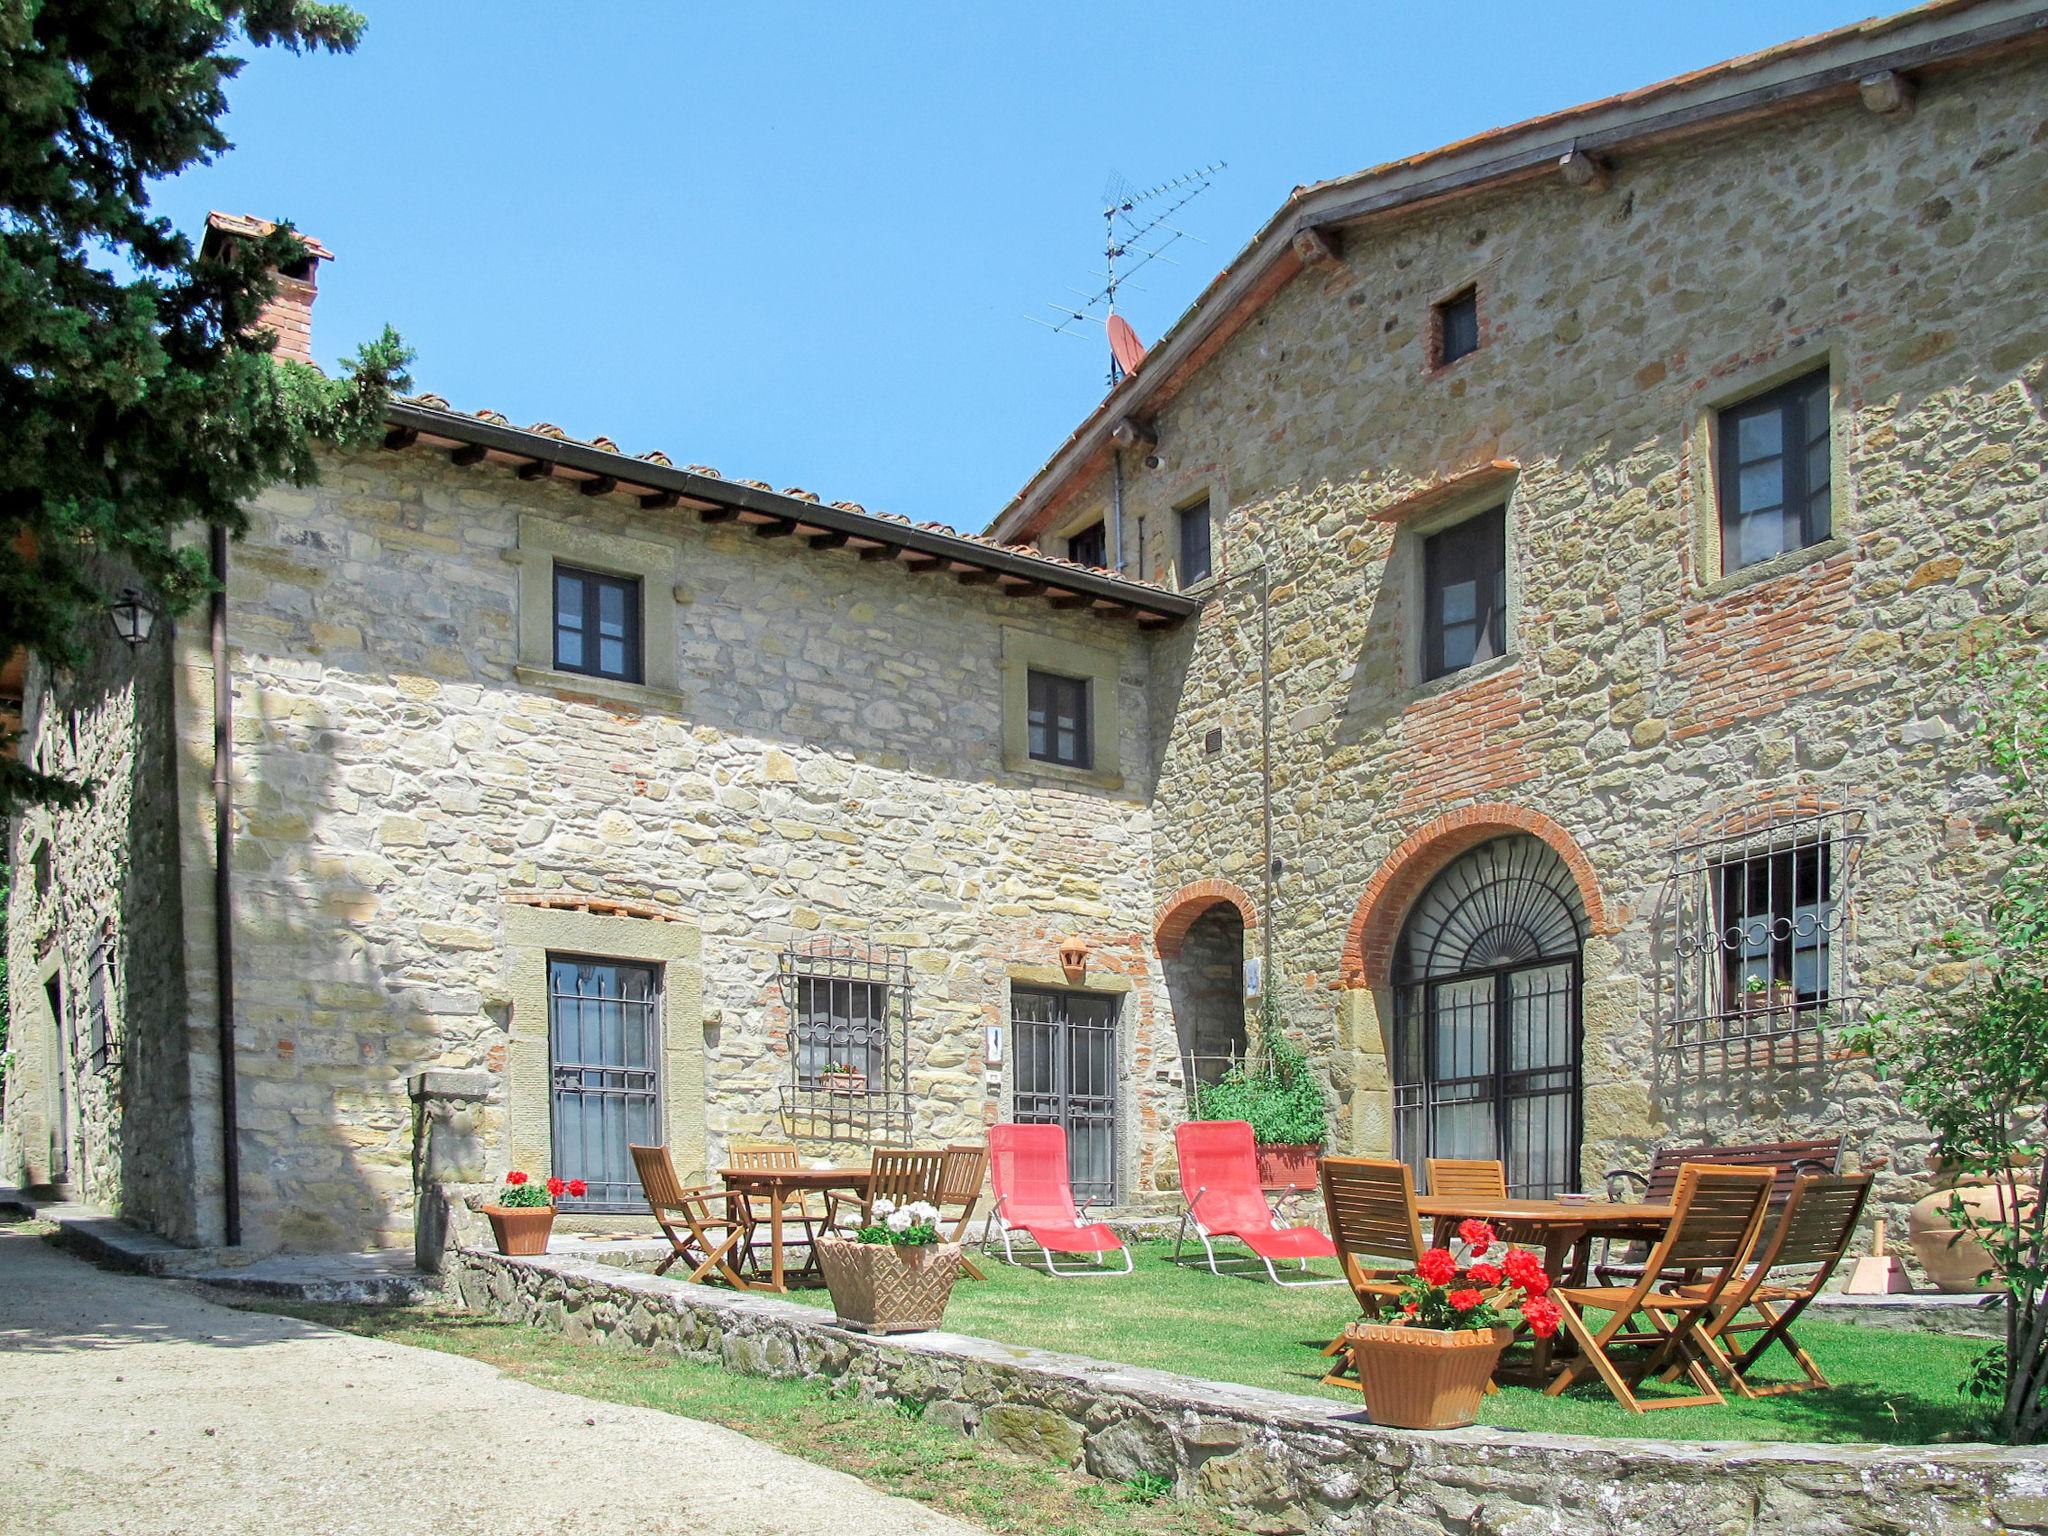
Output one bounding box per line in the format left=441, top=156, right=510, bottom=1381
left=985, top=1122, right=1132, bottom=1276
left=1173, top=1119, right=1341, bottom=1287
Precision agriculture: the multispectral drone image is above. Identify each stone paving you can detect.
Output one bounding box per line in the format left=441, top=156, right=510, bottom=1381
left=0, top=1228, right=979, bottom=1536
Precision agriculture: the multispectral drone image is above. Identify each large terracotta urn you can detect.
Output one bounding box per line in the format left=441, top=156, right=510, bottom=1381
left=1908, top=1170, right=2039, bottom=1293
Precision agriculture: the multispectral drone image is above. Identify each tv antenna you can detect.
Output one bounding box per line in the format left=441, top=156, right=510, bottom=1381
left=1029, top=160, right=1227, bottom=388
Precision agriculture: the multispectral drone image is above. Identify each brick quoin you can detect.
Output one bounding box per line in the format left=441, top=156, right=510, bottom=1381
left=1338, top=804, right=1610, bottom=989
left=1154, top=879, right=1259, bottom=958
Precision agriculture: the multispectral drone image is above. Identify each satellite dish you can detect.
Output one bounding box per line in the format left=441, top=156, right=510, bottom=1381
left=1107, top=311, right=1147, bottom=377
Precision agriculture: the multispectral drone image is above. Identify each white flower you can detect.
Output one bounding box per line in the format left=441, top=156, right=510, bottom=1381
left=885, top=1210, right=913, bottom=1233
left=906, top=1201, right=938, bottom=1222
left=871, top=1197, right=896, bottom=1217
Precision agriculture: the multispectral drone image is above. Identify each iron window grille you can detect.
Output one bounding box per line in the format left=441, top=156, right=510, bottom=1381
left=1012, top=986, right=1121, bottom=1203
left=86, top=933, right=117, bottom=1073
left=1660, top=804, right=1867, bottom=1070
left=1435, top=287, right=1479, bottom=366
left=1027, top=669, right=1092, bottom=769
left=1422, top=504, right=1507, bottom=681
left=1066, top=521, right=1107, bottom=571
left=552, top=562, right=644, bottom=683
left=1717, top=368, right=1831, bottom=574
left=1177, top=497, right=1213, bottom=586
left=777, top=937, right=912, bottom=1144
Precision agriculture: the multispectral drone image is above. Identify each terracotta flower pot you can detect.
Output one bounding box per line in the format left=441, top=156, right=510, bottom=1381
left=483, top=1203, right=556, bottom=1256
left=1908, top=1176, right=2040, bottom=1293
left=1346, top=1322, right=1513, bottom=1430
left=821, top=1070, right=867, bottom=1097
left=816, top=1235, right=961, bottom=1335
left=1256, top=1143, right=1322, bottom=1191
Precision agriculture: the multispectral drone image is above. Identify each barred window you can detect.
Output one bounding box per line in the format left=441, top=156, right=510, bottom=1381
left=779, top=938, right=911, bottom=1144
left=1662, top=805, right=1865, bottom=1069
left=86, top=931, right=116, bottom=1072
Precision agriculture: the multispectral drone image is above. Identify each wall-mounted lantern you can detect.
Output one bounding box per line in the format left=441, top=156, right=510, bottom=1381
left=108, top=587, right=156, bottom=649
left=1058, top=936, right=1090, bottom=983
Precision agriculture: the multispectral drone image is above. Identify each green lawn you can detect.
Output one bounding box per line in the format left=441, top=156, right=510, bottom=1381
left=782, top=1239, right=1996, bottom=1444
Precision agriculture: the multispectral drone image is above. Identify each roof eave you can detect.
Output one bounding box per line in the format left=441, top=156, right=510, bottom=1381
left=377, top=400, right=1198, bottom=624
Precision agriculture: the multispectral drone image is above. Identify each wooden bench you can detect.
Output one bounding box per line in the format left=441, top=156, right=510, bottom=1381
left=1604, top=1135, right=1847, bottom=1211
left=1596, top=1135, right=1846, bottom=1282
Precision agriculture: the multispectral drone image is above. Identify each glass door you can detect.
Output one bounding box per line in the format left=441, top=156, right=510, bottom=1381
left=1009, top=988, right=1120, bottom=1202
left=549, top=956, right=662, bottom=1210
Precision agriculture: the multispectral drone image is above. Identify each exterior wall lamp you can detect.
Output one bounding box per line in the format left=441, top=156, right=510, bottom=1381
left=109, top=587, right=156, bottom=648
left=1058, top=936, right=1090, bottom=982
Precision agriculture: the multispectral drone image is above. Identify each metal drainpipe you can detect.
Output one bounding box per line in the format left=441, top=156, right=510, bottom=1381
left=209, top=523, right=241, bottom=1246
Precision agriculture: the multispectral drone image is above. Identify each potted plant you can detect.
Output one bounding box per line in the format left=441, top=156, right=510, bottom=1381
left=1191, top=1023, right=1329, bottom=1189
left=819, top=1061, right=868, bottom=1096
left=481, top=1170, right=584, bottom=1256
left=815, top=1197, right=961, bottom=1334
left=1344, top=1222, right=1562, bottom=1430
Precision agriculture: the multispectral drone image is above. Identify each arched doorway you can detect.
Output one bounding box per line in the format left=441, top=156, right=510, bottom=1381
left=1165, top=904, right=1248, bottom=1086
left=1392, top=834, right=1585, bottom=1197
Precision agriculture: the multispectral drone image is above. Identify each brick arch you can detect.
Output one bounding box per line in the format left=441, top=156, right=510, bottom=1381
left=1338, top=805, right=1610, bottom=989
left=1154, top=879, right=1259, bottom=959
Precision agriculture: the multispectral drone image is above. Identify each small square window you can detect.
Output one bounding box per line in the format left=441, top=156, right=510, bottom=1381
left=1422, top=505, right=1506, bottom=682
left=1066, top=521, right=1107, bottom=570
left=1176, top=497, right=1213, bottom=587
left=553, top=563, right=643, bottom=683
left=1027, top=669, right=1092, bottom=769
left=1435, top=288, right=1479, bottom=366
left=1716, top=368, right=1831, bottom=574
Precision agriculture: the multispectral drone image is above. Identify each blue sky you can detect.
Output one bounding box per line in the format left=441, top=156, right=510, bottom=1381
left=163, top=2, right=1884, bottom=533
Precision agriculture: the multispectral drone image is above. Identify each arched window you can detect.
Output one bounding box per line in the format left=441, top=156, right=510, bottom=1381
left=1392, top=834, right=1586, bottom=1197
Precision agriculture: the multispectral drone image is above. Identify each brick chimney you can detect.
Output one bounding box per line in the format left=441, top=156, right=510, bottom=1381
left=200, top=211, right=335, bottom=366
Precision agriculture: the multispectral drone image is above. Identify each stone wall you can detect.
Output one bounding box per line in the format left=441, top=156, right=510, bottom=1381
left=1029, top=50, right=2048, bottom=1248
left=452, top=1245, right=2048, bottom=1536
left=174, top=446, right=1174, bottom=1250
left=2, top=608, right=198, bottom=1241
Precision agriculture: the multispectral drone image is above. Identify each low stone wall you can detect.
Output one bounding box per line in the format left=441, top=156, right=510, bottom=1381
left=450, top=1247, right=2048, bottom=1536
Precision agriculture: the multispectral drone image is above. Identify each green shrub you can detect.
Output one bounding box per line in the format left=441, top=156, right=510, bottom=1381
left=1190, top=1026, right=1328, bottom=1146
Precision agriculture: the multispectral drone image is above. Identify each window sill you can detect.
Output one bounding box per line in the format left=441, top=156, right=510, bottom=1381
left=1400, top=651, right=1519, bottom=709
left=513, top=664, right=687, bottom=713
left=1697, top=536, right=1849, bottom=601
left=1001, top=752, right=1126, bottom=794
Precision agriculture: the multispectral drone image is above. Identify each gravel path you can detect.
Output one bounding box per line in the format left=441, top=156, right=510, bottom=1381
left=0, top=1228, right=980, bottom=1535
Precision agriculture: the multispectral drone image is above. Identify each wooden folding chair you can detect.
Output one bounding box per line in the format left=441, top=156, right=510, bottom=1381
left=937, top=1144, right=990, bottom=1281
left=1545, top=1164, right=1773, bottom=1412
left=1318, top=1156, right=1430, bottom=1390
left=864, top=1147, right=944, bottom=1220
left=1424, top=1157, right=1519, bottom=1248
left=1673, top=1171, right=1873, bottom=1397
left=629, top=1143, right=753, bottom=1289
left=728, top=1141, right=831, bottom=1276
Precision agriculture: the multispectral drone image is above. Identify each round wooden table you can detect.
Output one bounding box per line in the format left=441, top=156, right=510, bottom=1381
left=718, top=1166, right=873, bottom=1293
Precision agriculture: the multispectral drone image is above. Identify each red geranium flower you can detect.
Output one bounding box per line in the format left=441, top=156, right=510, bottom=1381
left=1417, top=1248, right=1459, bottom=1286
left=1522, top=1296, right=1563, bottom=1338
left=1448, top=1288, right=1485, bottom=1312
left=1466, top=1262, right=1503, bottom=1288
left=1402, top=1302, right=1419, bottom=1314
left=1502, top=1247, right=1546, bottom=1289
left=567, top=1179, right=588, bottom=1198
left=505, top=1170, right=529, bottom=1186
left=546, top=1176, right=567, bottom=1199
left=1456, top=1219, right=1496, bottom=1255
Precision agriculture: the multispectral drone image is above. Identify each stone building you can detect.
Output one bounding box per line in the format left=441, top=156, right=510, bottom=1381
left=5, top=1, right=2045, bottom=1256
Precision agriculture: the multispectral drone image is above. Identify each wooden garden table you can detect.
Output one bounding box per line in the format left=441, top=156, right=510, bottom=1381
left=1414, top=1195, right=1676, bottom=1380
left=718, top=1166, right=872, bottom=1293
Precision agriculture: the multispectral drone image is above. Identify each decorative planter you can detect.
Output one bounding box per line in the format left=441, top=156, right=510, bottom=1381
left=816, top=1235, right=961, bottom=1334
left=1346, top=1322, right=1514, bottom=1430
left=482, top=1203, right=556, bottom=1256
left=821, top=1070, right=868, bottom=1097
left=1256, top=1143, right=1322, bottom=1191
left=1909, top=1175, right=2040, bottom=1293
